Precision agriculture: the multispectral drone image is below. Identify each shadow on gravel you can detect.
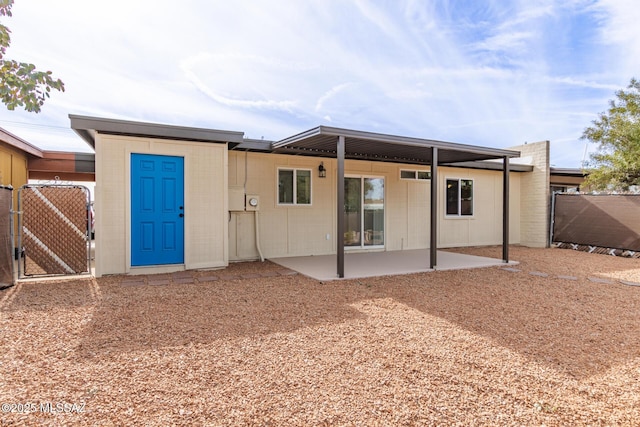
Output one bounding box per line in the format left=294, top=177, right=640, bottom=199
left=371, top=266, right=640, bottom=380
left=74, top=274, right=369, bottom=358
left=7, top=248, right=639, bottom=381
left=0, top=279, right=96, bottom=311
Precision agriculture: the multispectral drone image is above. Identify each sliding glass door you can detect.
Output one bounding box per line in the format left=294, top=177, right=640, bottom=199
left=344, top=176, right=384, bottom=248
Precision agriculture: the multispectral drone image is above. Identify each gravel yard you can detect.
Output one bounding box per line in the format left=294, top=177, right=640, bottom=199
left=1, top=246, right=639, bottom=426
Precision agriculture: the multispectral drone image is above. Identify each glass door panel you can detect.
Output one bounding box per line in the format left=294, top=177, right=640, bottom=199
left=344, top=176, right=385, bottom=248
left=364, top=178, right=384, bottom=246
left=344, top=177, right=362, bottom=246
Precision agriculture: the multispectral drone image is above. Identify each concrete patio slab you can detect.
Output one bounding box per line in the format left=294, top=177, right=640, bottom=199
left=588, top=277, right=615, bottom=284
left=270, top=249, right=517, bottom=281
left=619, top=280, right=640, bottom=287
left=529, top=271, right=549, bottom=277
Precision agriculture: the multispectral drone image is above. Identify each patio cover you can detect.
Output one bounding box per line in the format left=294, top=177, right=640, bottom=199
left=272, top=126, right=521, bottom=278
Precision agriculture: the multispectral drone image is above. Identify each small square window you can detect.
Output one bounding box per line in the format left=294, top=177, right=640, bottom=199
left=278, top=168, right=311, bottom=205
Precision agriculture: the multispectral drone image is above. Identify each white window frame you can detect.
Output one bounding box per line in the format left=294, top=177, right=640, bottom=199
left=277, top=168, right=312, bottom=206
left=400, top=169, right=431, bottom=181
left=445, top=178, right=474, bottom=217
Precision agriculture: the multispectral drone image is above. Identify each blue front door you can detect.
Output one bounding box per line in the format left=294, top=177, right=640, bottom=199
left=131, top=154, right=184, bottom=266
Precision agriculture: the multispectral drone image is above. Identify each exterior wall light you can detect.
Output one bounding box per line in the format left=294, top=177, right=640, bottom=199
left=318, top=161, right=326, bottom=178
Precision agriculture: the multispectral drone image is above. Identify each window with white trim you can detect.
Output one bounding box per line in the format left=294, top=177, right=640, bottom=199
left=446, top=178, right=473, bottom=216
left=400, top=169, right=431, bottom=180
left=278, top=168, right=311, bottom=205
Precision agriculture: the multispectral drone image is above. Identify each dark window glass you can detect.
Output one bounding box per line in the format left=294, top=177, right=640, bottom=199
left=446, top=179, right=459, bottom=215
left=461, top=179, right=473, bottom=216
left=278, top=170, right=294, bottom=204
left=296, top=170, right=311, bottom=204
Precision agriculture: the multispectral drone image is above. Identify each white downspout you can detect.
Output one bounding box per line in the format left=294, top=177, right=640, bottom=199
left=255, top=210, right=264, bottom=262
left=245, top=150, right=264, bottom=262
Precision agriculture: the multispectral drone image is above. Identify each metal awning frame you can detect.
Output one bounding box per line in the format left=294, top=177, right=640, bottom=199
left=273, top=126, right=519, bottom=278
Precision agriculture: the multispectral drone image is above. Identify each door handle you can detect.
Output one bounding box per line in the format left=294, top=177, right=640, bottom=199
left=179, top=213, right=184, bottom=218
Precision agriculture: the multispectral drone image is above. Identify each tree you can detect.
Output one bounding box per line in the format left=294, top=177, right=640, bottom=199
left=582, top=78, right=640, bottom=191
left=0, top=0, right=64, bottom=113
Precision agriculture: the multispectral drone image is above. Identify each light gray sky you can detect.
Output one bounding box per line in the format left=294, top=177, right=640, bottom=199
left=1, top=0, right=639, bottom=167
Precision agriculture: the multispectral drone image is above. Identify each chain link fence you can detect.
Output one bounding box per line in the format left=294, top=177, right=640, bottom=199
left=18, top=185, right=90, bottom=277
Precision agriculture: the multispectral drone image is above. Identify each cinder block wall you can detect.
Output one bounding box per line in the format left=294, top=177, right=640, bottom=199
left=511, top=141, right=550, bottom=247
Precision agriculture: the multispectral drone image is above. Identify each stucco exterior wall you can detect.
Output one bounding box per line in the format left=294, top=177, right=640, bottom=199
left=94, top=134, right=228, bottom=277
left=512, top=141, right=550, bottom=247
left=228, top=151, right=522, bottom=261
left=438, top=166, right=521, bottom=247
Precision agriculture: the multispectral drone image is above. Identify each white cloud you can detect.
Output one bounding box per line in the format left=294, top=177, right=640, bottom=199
left=473, top=31, right=535, bottom=51
left=0, top=0, right=637, bottom=167
left=315, top=83, right=353, bottom=112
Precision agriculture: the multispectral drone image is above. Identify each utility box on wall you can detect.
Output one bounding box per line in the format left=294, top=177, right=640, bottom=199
left=229, top=186, right=245, bottom=211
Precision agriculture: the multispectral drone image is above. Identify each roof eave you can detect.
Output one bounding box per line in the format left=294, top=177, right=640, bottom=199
left=69, top=114, right=245, bottom=148
left=272, top=125, right=521, bottom=160
left=442, top=160, right=533, bottom=172
left=0, top=127, right=44, bottom=157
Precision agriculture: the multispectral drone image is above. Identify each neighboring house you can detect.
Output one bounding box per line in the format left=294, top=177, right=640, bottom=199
left=70, top=115, right=552, bottom=278
left=1, top=127, right=95, bottom=254
left=550, top=168, right=587, bottom=193
left=0, top=127, right=95, bottom=185
left=1, top=128, right=44, bottom=247
left=0, top=127, right=41, bottom=199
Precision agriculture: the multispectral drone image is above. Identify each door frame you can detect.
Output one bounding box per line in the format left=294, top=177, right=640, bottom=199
left=344, top=174, right=386, bottom=250
left=129, top=153, right=185, bottom=267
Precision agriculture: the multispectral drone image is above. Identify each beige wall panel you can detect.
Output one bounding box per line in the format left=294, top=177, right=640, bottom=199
left=94, top=134, right=227, bottom=276
left=245, top=152, right=334, bottom=258
left=437, top=167, right=522, bottom=248
left=385, top=178, right=408, bottom=251
left=468, top=172, right=499, bottom=245
left=94, top=139, right=126, bottom=276
left=229, top=212, right=259, bottom=261
left=509, top=173, right=521, bottom=243
left=344, top=160, right=373, bottom=173
left=235, top=153, right=286, bottom=256
left=287, top=208, right=333, bottom=254
left=259, top=209, right=290, bottom=256
left=406, top=181, right=430, bottom=249
left=184, top=144, right=227, bottom=269
left=230, top=152, right=527, bottom=261
left=228, top=151, right=240, bottom=187
left=228, top=213, right=238, bottom=260
left=371, top=162, right=396, bottom=174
